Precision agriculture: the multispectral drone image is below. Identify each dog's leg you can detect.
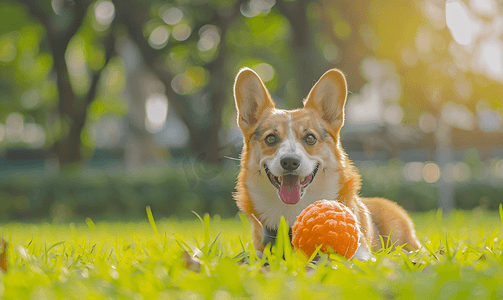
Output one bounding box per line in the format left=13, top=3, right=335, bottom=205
left=261, top=227, right=293, bottom=249
left=351, top=237, right=376, bottom=261
left=362, top=197, right=421, bottom=252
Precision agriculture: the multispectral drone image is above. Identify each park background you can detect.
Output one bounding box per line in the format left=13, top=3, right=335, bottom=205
left=0, top=0, right=502, bottom=222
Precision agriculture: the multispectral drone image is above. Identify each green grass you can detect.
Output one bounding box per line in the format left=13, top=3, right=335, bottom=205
left=1, top=208, right=503, bottom=299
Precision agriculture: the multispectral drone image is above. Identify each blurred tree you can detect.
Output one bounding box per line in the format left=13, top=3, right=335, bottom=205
left=115, top=0, right=237, bottom=164
left=275, top=0, right=318, bottom=98
left=118, top=37, right=165, bottom=170
left=17, top=0, right=115, bottom=166
left=1, top=0, right=502, bottom=172
left=322, top=0, right=503, bottom=213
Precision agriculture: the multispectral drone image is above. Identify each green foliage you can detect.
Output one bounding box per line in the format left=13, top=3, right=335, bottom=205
left=1, top=210, right=503, bottom=298
left=0, top=163, right=239, bottom=221
left=1, top=0, right=503, bottom=164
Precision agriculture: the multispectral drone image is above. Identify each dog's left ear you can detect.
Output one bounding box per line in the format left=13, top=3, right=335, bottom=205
left=303, top=69, right=347, bottom=130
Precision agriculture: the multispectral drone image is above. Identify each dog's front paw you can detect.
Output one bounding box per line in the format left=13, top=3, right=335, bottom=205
left=351, top=245, right=376, bottom=262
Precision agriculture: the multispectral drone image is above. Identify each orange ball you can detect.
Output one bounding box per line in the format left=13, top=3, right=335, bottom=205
left=292, top=200, right=360, bottom=259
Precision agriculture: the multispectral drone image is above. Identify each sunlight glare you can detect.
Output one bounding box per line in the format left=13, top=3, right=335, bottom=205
left=163, top=8, right=183, bottom=25
left=403, top=162, right=424, bottom=182
left=23, top=123, right=46, bottom=148
left=323, top=44, right=339, bottom=62
left=0, top=40, right=16, bottom=62
left=0, top=124, right=5, bottom=143
left=453, top=162, right=471, bottom=181
left=145, top=94, right=168, bottom=133
left=423, top=163, right=441, bottom=183
left=446, top=1, right=479, bottom=46
left=5, top=113, right=24, bottom=142
left=172, top=24, right=191, bottom=42
left=21, top=90, right=40, bottom=110
left=419, top=113, right=437, bottom=133
left=253, top=63, right=274, bottom=82
left=149, top=26, right=170, bottom=49
left=476, top=39, right=503, bottom=80
left=470, top=0, right=496, bottom=16
left=346, top=84, right=383, bottom=127
left=197, top=25, right=220, bottom=52
left=384, top=105, right=403, bottom=125
left=441, top=102, right=474, bottom=130
left=95, top=1, right=115, bottom=26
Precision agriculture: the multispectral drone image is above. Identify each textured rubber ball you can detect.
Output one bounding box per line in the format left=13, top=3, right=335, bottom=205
left=292, top=200, right=360, bottom=259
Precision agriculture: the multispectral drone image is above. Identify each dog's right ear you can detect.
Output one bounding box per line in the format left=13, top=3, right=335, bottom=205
left=234, top=68, right=275, bottom=132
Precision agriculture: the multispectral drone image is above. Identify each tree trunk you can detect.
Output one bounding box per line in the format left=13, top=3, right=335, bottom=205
left=435, top=118, right=455, bottom=214
left=190, top=7, right=234, bottom=164
left=53, top=112, right=87, bottom=166
left=322, top=0, right=370, bottom=92
left=22, top=0, right=113, bottom=167
left=118, top=38, right=164, bottom=171
left=117, top=0, right=236, bottom=165
left=50, top=33, right=88, bottom=166
left=277, top=0, right=318, bottom=100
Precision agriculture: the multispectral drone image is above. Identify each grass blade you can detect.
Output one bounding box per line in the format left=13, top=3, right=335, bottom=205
left=238, top=236, right=245, bottom=252
left=45, top=241, right=66, bottom=255
left=192, top=211, right=204, bottom=226
left=203, top=213, right=210, bottom=256
left=209, top=230, right=223, bottom=256
left=191, top=211, right=209, bottom=255
left=308, top=244, right=324, bottom=263
left=279, top=217, right=292, bottom=261
left=398, top=248, right=415, bottom=271
left=146, top=206, right=160, bottom=237
left=423, top=241, right=439, bottom=261
left=85, top=218, right=96, bottom=231
left=232, top=250, right=249, bottom=261
left=436, top=208, right=443, bottom=229
left=275, top=217, right=285, bottom=262
left=68, top=255, right=81, bottom=270
left=445, top=234, right=452, bottom=261
left=25, top=236, right=33, bottom=249
left=173, top=234, right=191, bottom=252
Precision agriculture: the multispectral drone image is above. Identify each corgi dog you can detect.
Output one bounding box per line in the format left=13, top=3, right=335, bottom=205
left=233, top=67, right=421, bottom=260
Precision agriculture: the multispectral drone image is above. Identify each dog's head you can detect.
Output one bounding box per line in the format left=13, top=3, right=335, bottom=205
left=234, top=68, right=352, bottom=228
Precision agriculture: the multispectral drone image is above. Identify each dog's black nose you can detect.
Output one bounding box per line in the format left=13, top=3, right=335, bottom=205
left=280, top=155, right=300, bottom=171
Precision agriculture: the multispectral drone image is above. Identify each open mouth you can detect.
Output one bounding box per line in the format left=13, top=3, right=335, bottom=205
left=264, top=164, right=319, bottom=205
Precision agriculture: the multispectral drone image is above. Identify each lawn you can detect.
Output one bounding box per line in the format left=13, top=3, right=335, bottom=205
left=1, top=207, right=502, bottom=299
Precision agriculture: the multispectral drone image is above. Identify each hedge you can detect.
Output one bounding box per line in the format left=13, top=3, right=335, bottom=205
left=0, top=161, right=501, bottom=221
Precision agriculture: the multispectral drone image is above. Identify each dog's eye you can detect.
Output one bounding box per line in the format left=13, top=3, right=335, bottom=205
left=305, top=133, right=316, bottom=145
left=265, top=134, right=277, bottom=146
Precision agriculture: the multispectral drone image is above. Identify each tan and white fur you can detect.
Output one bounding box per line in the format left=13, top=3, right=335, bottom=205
left=233, top=68, right=421, bottom=260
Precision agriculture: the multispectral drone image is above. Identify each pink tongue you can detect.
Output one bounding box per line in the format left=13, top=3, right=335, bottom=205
left=279, top=175, right=300, bottom=204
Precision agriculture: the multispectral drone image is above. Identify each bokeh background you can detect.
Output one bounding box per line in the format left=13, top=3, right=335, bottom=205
left=0, top=0, right=502, bottom=222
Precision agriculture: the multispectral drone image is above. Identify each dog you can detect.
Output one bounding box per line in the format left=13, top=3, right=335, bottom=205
left=233, top=67, right=421, bottom=260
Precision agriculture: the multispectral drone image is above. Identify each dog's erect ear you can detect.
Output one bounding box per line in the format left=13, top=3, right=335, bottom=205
left=303, top=69, right=347, bottom=130
left=234, top=68, right=275, bottom=131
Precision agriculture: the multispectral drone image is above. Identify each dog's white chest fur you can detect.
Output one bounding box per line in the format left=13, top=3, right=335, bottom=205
left=247, top=169, right=341, bottom=229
